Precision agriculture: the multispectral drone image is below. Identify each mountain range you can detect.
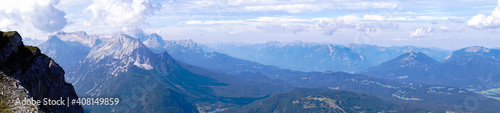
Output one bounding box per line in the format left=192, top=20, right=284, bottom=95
left=33, top=31, right=500, bottom=112
left=205, top=41, right=451, bottom=72
left=136, top=32, right=500, bottom=112
left=362, top=46, right=500, bottom=91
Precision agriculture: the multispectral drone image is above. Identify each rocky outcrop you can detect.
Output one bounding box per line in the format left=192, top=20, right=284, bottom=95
left=0, top=31, right=83, bottom=112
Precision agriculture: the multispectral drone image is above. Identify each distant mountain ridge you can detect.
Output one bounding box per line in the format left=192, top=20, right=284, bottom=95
left=347, top=44, right=450, bottom=65
left=443, top=46, right=500, bottom=62
left=439, top=46, right=500, bottom=89
left=39, top=35, right=90, bottom=70
left=38, top=31, right=102, bottom=71
left=207, top=41, right=370, bottom=72
left=362, top=47, right=500, bottom=90
left=205, top=41, right=451, bottom=72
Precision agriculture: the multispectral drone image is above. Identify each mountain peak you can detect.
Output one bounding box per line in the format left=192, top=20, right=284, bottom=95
left=143, top=33, right=166, bottom=49
left=386, top=52, right=438, bottom=68
left=87, top=33, right=152, bottom=61
left=150, top=32, right=161, bottom=37
left=0, top=31, right=22, bottom=49
left=400, top=51, right=420, bottom=60
left=47, top=35, right=63, bottom=43
left=362, top=51, right=438, bottom=81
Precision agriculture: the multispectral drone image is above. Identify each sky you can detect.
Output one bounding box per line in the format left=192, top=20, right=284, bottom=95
left=1, top=0, right=500, bottom=50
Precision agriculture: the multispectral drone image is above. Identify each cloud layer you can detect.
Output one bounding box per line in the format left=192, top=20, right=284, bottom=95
left=0, top=0, right=67, bottom=33
left=467, top=0, right=500, bottom=29
left=85, top=0, right=161, bottom=33
left=410, top=26, right=432, bottom=38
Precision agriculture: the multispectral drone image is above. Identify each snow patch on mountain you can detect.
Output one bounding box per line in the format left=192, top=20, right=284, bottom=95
left=134, top=61, right=153, bottom=70
left=79, top=33, right=157, bottom=76
left=56, top=31, right=100, bottom=47
left=88, top=33, right=146, bottom=60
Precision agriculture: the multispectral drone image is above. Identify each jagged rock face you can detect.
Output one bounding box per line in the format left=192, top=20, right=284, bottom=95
left=0, top=31, right=83, bottom=113
left=0, top=73, right=39, bottom=112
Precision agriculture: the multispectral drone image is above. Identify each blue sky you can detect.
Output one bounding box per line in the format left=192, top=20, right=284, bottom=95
left=1, top=0, right=500, bottom=49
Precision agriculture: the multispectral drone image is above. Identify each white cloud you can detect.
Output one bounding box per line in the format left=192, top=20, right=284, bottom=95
left=250, top=16, right=311, bottom=22
left=183, top=16, right=310, bottom=26
left=386, top=16, right=455, bottom=21
left=363, top=15, right=387, bottom=21
left=438, top=26, right=448, bottom=30
left=184, top=20, right=246, bottom=25
left=410, top=26, right=432, bottom=38
left=252, top=17, right=312, bottom=33
left=183, top=15, right=391, bottom=35
left=335, top=15, right=362, bottom=23
left=275, top=23, right=309, bottom=33
left=355, top=23, right=376, bottom=34
left=342, top=2, right=398, bottom=10
left=224, top=0, right=276, bottom=6
left=239, top=1, right=399, bottom=13
left=447, top=18, right=464, bottom=24
left=244, top=4, right=327, bottom=13
left=228, top=30, right=239, bottom=35
left=313, top=15, right=389, bottom=35
left=160, top=0, right=402, bottom=16
left=85, top=0, right=161, bottom=33
left=0, top=0, right=67, bottom=33
left=183, top=16, right=312, bottom=34
left=438, top=26, right=464, bottom=32
left=467, top=0, right=500, bottom=29
left=315, top=19, right=346, bottom=35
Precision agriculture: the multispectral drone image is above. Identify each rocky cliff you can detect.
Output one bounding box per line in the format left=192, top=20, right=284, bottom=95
left=0, top=31, right=83, bottom=112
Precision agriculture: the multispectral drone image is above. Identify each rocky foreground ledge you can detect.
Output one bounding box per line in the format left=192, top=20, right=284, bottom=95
left=0, top=31, right=83, bottom=112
